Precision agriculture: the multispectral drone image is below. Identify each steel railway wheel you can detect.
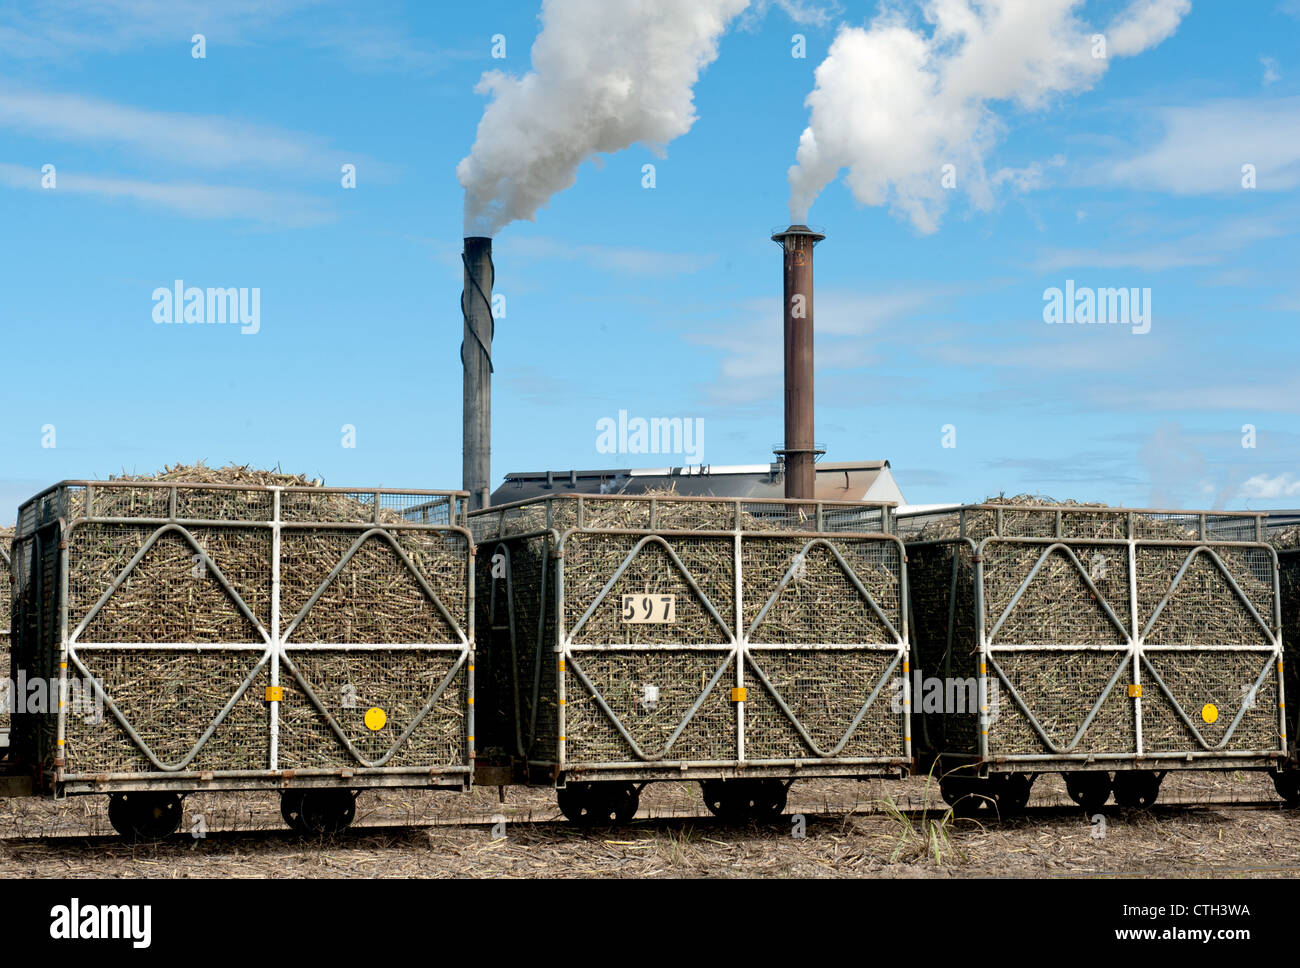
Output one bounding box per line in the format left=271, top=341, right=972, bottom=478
left=1272, top=770, right=1300, bottom=806
left=107, top=792, right=184, bottom=842
left=281, top=789, right=357, bottom=835
left=700, top=779, right=788, bottom=823
left=1063, top=771, right=1112, bottom=813
left=939, top=773, right=1033, bottom=818
left=556, top=782, right=640, bottom=825
left=1112, top=770, right=1161, bottom=809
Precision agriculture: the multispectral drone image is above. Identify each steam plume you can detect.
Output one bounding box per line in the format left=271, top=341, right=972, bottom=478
left=458, top=0, right=749, bottom=237
left=788, top=0, right=1191, bottom=232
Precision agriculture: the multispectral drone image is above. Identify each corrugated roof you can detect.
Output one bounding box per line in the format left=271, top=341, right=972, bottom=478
left=491, top=461, right=895, bottom=504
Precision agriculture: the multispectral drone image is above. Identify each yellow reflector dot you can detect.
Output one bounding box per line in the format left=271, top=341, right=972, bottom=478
left=364, top=707, right=387, bottom=731
left=1201, top=703, right=1219, bottom=724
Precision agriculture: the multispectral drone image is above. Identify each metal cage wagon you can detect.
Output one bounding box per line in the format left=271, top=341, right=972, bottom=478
left=900, top=503, right=1285, bottom=815
left=470, top=493, right=910, bottom=823
left=1268, top=521, right=1300, bottom=802
left=6, top=480, right=474, bottom=838
left=0, top=527, right=12, bottom=751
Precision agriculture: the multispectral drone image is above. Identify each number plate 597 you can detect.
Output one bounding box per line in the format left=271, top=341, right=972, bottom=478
left=621, top=594, right=676, bottom=623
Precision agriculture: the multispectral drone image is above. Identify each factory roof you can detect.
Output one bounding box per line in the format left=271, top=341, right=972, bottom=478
left=491, top=460, right=904, bottom=505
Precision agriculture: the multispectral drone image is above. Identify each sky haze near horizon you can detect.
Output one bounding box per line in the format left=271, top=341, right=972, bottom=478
left=1, top=0, right=1299, bottom=525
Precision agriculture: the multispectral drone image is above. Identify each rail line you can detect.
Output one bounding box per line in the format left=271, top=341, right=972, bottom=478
left=0, top=795, right=1291, bottom=847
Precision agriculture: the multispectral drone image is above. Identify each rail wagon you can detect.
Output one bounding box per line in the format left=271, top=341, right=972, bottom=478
left=1, top=526, right=11, bottom=750
left=1269, top=522, right=1300, bottom=802
left=7, top=480, right=474, bottom=839
left=470, top=493, right=909, bottom=823
left=900, top=503, right=1284, bottom=815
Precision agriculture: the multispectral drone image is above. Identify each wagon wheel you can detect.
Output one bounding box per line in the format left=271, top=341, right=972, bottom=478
left=1272, top=771, right=1300, bottom=807
left=107, top=792, right=184, bottom=842
left=557, top=782, right=640, bottom=825
left=1063, top=771, right=1112, bottom=813
left=939, top=775, right=994, bottom=818
left=282, top=788, right=356, bottom=835
left=700, top=779, right=787, bottom=823
left=996, top=773, right=1034, bottom=817
left=1112, top=770, right=1161, bottom=809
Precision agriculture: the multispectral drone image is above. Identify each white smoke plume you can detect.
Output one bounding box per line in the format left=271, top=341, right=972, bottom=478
left=458, top=0, right=750, bottom=237
left=788, top=0, right=1191, bottom=232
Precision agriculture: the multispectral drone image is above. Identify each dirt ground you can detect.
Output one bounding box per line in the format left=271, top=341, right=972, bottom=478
left=1, top=770, right=1298, bottom=878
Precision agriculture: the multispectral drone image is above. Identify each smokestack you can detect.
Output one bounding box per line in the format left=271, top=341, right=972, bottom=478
left=771, top=225, right=824, bottom=502
left=462, top=237, right=494, bottom=511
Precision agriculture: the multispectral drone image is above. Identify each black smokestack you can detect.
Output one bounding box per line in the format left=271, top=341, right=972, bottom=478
left=771, top=224, right=824, bottom=502
left=462, top=237, right=494, bottom=511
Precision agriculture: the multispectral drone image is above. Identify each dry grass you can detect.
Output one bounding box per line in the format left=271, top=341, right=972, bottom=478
left=0, top=772, right=1295, bottom=879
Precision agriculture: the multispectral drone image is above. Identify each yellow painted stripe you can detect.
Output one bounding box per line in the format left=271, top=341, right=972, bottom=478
left=559, top=660, right=566, bottom=671
left=59, top=662, right=67, bottom=669
left=57, top=739, right=65, bottom=746
left=467, top=697, right=475, bottom=705
left=467, top=735, right=475, bottom=742
left=559, top=736, right=566, bottom=742
left=559, top=699, right=566, bottom=705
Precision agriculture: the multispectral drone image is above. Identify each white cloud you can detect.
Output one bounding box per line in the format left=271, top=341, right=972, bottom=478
left=1035, top=213, right=1293, bottom=271
left=687, top=287, right=945, bottom=405
left=0, top=1, right=458, bottom=74
left=1239, top=473, right=1300, bottom=499
left=1262, top=55, right=1282, bottom=86
left=0, top=87, right=364, bottom=175
left=1100, top=97, right=1300, bottom=194
left=0, top=163, right=332, bottom=226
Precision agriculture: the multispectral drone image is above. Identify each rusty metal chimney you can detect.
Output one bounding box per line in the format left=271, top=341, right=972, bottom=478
left=462, top=237, right=494, bottom=511
left=771, top=224, right=825, bottom=502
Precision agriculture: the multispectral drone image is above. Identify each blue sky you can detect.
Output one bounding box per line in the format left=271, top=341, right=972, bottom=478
left=1, top=0, right=1298, bottom=525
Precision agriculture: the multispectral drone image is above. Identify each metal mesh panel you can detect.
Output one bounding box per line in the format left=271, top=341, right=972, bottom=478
left=71, top=526, right=272, bottom=642
left=84, top=486, right=170, bottom=520
left=564, top=533, right=735, bottom=646
left=564, top=651, right=734, bottom=762
left=1138, top=545, right=1274, bottom=645
left=983, top=541, right=1130, bottom=646
left=66, top=649, right=268, bottom=773
left=743, top=538, right=901, bottom=644
left=1142, top=650, right=1278, bottom=752
left=280, top=490, right=375, bottom=524
left=745, top=649, right=898, bottom=758
left=1134, top=512, right=1202, bottom=540
left=653, top=500, right=738, bottom=531
left=283, top=532, right=464, bottom=644
left=990, top=651, right=1133, bottom=754
left=277, top=649, right=465, bottom=769
left=173, top=487, right=274, bottom=522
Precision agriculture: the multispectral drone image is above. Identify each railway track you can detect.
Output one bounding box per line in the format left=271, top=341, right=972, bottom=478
left=0, top=794, right=1290, bottom=847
